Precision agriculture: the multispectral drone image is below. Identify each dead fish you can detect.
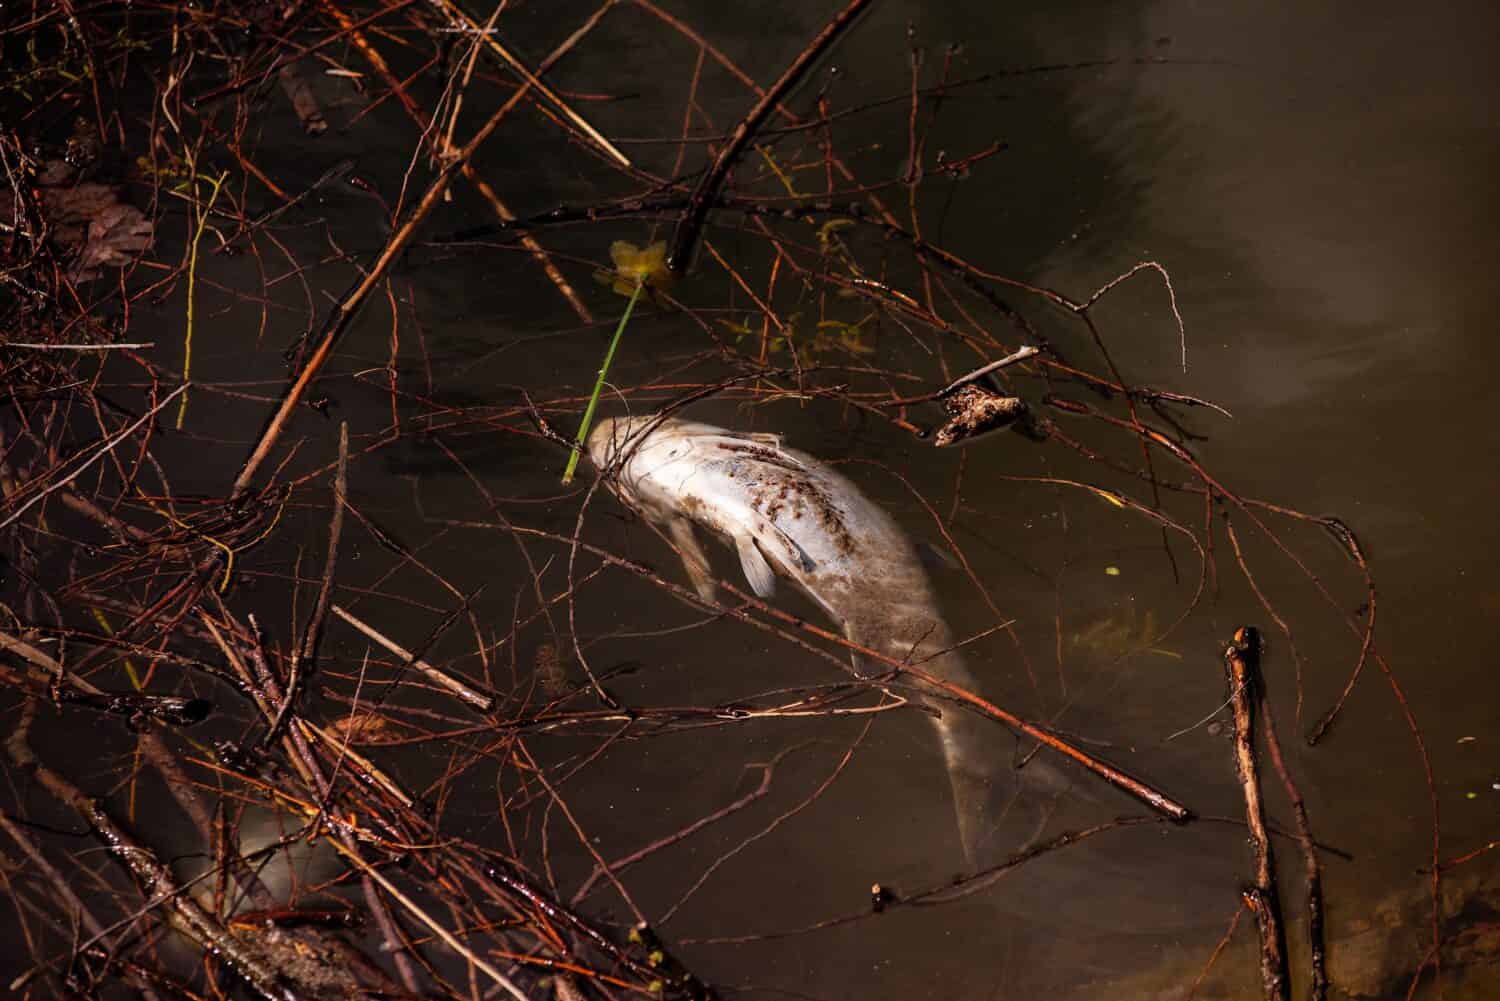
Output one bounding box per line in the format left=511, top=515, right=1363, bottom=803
left=588, top=415, right=1026, bottom=864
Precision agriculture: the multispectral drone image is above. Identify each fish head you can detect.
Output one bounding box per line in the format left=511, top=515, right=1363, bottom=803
left=585, top=416, right=654, bottom=521
left=585, top=415, right=651, bottom=473
left=585, top=415, right=712, bottom=518
left=586, top=415, right=718, bottom=469
left=587, top=415, right=749, bottom=476
left=587, top=415, right=822, bottom=595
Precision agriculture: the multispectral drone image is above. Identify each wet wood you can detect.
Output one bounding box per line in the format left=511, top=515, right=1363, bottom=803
left=1224, top=627, right=1290, bottom=1001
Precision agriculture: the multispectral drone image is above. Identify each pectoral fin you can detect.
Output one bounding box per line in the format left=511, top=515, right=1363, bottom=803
left=665, top=518, right=717, bottom=603
left=735, top=535, right=778, bottom=598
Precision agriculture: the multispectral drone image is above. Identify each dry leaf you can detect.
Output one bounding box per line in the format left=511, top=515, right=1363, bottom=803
left=29, top=182, right=155, bottom=282
left=323, top=712, right=404, bottom=745
left=72, top=203, right=153, bottom=281
left=278, top=61, right=328, bottom=136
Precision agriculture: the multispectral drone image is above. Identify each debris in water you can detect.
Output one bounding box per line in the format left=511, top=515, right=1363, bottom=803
left=932, top=383, right=1027, bottom=447
left=1, top=179, right=155, bottom=282
left=278, top=60, right=328, bottom=135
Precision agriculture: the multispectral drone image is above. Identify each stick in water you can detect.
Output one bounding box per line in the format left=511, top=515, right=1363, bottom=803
left=1224, top=627, right=1290, bottom=1001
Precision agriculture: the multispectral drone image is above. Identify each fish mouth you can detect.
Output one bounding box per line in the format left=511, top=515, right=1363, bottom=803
left=585, top=415, right=654, bottom=472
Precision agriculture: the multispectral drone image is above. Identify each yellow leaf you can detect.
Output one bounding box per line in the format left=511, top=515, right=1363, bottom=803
left=817, top=218, right=855, bottom=249
left=606, top=240, right=673, bottom=298
left=1088, top=486, right=1128, bottom=509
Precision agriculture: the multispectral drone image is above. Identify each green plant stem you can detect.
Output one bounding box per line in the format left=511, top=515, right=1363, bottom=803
left=175, top=170, right=227, bottom=430
left=562, top=278, right=643, bottom=484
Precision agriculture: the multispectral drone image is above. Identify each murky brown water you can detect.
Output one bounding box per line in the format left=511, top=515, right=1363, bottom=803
left=10, top=0, right=1498, bottom=997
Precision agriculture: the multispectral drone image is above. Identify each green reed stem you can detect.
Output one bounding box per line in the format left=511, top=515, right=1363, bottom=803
left=562, top=278, right=643, bottom=484
left=175, top=169, right=228, bottom=430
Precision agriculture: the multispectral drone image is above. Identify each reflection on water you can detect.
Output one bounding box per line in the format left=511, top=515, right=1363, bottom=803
left=9, top=0, right=1496, bottom=996
left=358, top=1, right=1496, bottom=994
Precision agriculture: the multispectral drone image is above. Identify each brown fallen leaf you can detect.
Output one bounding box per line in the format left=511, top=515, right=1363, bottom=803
left=71, top=202, right=153, bottom=281
left=22, top=182, right=154, bottom=282
left=323, top=711, right=406, bottom=745
left=278, top=61, right=328, bottom=136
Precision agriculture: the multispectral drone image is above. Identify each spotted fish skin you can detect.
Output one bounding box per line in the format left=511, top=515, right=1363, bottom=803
left=588, top=416, right=1011, bottom=863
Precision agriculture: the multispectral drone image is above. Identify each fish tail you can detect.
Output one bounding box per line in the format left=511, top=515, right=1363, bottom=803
left=923, top=656, right=1014, bottom=866
left=847, top=612, right=1018, bottom=865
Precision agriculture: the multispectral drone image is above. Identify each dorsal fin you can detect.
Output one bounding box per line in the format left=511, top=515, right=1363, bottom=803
left=703, top=431, right=806, bottom=469
left=711, top=429, right=784, bottom=447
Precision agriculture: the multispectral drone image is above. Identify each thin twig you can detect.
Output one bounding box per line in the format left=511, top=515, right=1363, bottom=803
left=331, top=604, right=495, bottom=712
left=938, top=344, right=1039, bottom=395
left=667, top=0, right=876, bottom=273
left=333, top=841, right=531, bottom=1001
left=0, top=385, right=188, bottom=532
left=4, top=342, right=156, bottom=351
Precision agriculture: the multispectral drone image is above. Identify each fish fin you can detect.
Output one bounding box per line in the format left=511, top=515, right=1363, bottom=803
left=744, top=513, right=817, bottom=576
left=666, top=518, right=717, bottom=603
left=709, top=429, right=782, bottom=447
left=707, top=430, right=805, bottom=466
left=735, top=535, right=778, bottom=598
left=841, top=614, right=887, bottom=679
left=786, top=536, right=818, bottom=574
left=916, top=540, right=961, bottom=573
